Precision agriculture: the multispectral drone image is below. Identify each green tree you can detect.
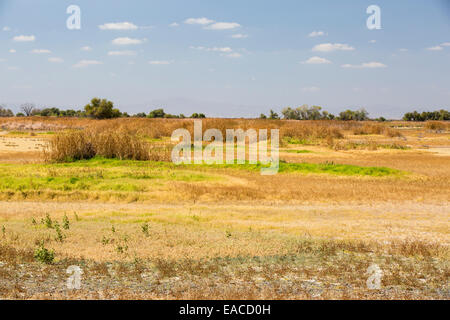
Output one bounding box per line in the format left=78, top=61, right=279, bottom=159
left=148, top=109, right=166, bottom=118
left=84, top=98, right=121, bottom=119
left=269, top=110, right=280, bottom=120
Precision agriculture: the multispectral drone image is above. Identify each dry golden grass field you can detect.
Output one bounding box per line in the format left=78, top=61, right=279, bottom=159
left=0, top=117, right=448, bottom=300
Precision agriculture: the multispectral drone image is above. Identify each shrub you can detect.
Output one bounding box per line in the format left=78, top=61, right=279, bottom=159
left=34, top=244, right=55, bottom=264
left=425, top=121, right=447, bottom=132
left=44, top=127, right=172, bottom=162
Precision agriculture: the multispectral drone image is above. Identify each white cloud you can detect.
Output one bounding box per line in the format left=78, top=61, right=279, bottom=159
left=108, top=50, right=136, bottom=56
left=205, top=22, right=241, bottom=30
left=312, top=43, right=354, bottom=52
left=184, top=17, right=214, bottom=25
left=31, top=49, right=51, bottom=54
left=231, top=33, right=248, bottom=39
left=302, top=56, right=332, bottom=64
left=191, top=46, right=233, bottom=53
left=81, top=46, right=92, bottom=51
left=149, top=60, right=171, bottom=65
left=73, top=60, right=103, bottom=68
left=7, top=66, right=20, bottom=71
left=369, top=40, right=377, bottom=43
left=2, top=26, right=11, bottom=32
left=226, top=53, right=242, bottom=58
left=341, top=62, right=387, bottom=69
left=9, top=49, right=16, bottom=53
left=112, top=37, right=146, bottom=45
left=99, top=22, right=138, bottom=30
left=48, top=57, right=64, bottom=63
left=427, top=46, right=443, bottom=51
left=0, top=58, right=5, bottom=62
left=308, top=31, right=326, bottom=38
left=169, top=22, right=180, bottom=27
left=13, top=35, right=35, bottom=42
left=399, top=48, right=408, bottom=52
left=440, top=42, right=450, bottom=47
left=301, top=86, right=320, bottom=93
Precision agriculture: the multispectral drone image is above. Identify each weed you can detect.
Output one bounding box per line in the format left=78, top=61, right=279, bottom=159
left=141, top=223, right=150, bottom=237
left=62, top=214, right=70, bottom=230
left=34, top=243, right=55, bottom=264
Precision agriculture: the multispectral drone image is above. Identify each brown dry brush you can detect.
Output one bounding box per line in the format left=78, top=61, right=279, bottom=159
left=44, top=128, right=172, bottom=162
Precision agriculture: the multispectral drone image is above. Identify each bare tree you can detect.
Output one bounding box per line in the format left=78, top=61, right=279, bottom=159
left=20, top=103, right=36, bottom=117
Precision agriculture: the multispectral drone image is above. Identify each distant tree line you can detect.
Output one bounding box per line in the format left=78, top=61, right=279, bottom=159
left=0, top=99, right=206, bottom=120
left=1, top=99, right=448, bottom=121
left=260, top=106, right=371, bottom=121
left=402, top=110, right=449, bottom=121
left=261, top=106, right=449, bottom=122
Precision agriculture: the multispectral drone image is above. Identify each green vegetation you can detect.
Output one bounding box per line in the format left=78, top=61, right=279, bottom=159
left=282, top=149, right=314, bottom=154
left=84, top=98, right=122, bottom=119
left=403, top=109, right=449, bottom=121
left=0, top=158, right=404, bottom=200
left=34, top=243, right=55, bottom=264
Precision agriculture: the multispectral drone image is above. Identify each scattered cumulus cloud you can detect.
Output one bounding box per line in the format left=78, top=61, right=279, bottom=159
left=7, top=66, right=20, bottom=71
left=369, top=40, right=377, bottom=43
left=112, top=37, right=146, bottom=45
left=226, top=53, right=242, bottom=58
left=399, top=48, right=408, bottom=52
left=427, top=45, right=443, bottom=51
left=205, top=22, right=241, bottom=30
left=442, top=42, right=450, bottom=47
left=341, top=62, right=387, bottom=69
left=99, top=22, right=138, bottom=30
left=2, top=26, right=11, bottom=32
left=302, top=56, right=331, bottom=64
left=149, top=60, right=171, bottom=65
left=13, top=35, right=35, bottom=42
left=231, top=34, right=248, bottom=39
left=190, top=46, right=233, bottom=53
left=169, top=22, right=180, bottom=27
left=73, top=60, right=103, bottom=68
left=108, top=50, right=137, bottom=56
left=308, top=31, right=326, bottom=37
left=184, top=17, right=214, bottom=25
left=9, top=49, right=16, bottom=53
left=48, top=57, right=64, bottom=63
left=312, top=43, right=354, bottom=52
left=31, top=49, right=51, bottom=54
left=81, top=46, right=92, bottom=51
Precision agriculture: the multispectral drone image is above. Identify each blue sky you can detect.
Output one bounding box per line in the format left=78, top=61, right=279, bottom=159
left=0, top=0, right=449, bottom=118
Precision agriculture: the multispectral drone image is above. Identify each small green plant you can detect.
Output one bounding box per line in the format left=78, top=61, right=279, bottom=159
left=62, top=214, right=70, bottom=230
left=34, top=243, right=55, bottom=264
left=226, top=230, right=232, bottom=238
left=111, top=225, right=116, bottom=234
left=115, top=236, right=129, bottom=255
left=54, top=222, right=65, bottom=243
left=1, top=225, right=5, bottom=237
left=74, top=213, right=80, bottom=221
left=42, top=213, right=53, bottom=229
left=31, top=217, right=37, bottom=225
left=101, top=236, right=111, bottom=246
left=141, top=223, right=149, bottom=237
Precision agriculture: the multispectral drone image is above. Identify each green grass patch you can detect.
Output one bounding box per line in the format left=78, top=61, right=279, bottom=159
left=282, top=149, right=314, bottom=154
left=0, top=157, right=404, bottom=197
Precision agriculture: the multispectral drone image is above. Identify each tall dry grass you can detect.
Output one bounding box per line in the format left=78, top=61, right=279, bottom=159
left=425, top=121, right=449, bottom=132
left=44, top=128, right=172, bottom=162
